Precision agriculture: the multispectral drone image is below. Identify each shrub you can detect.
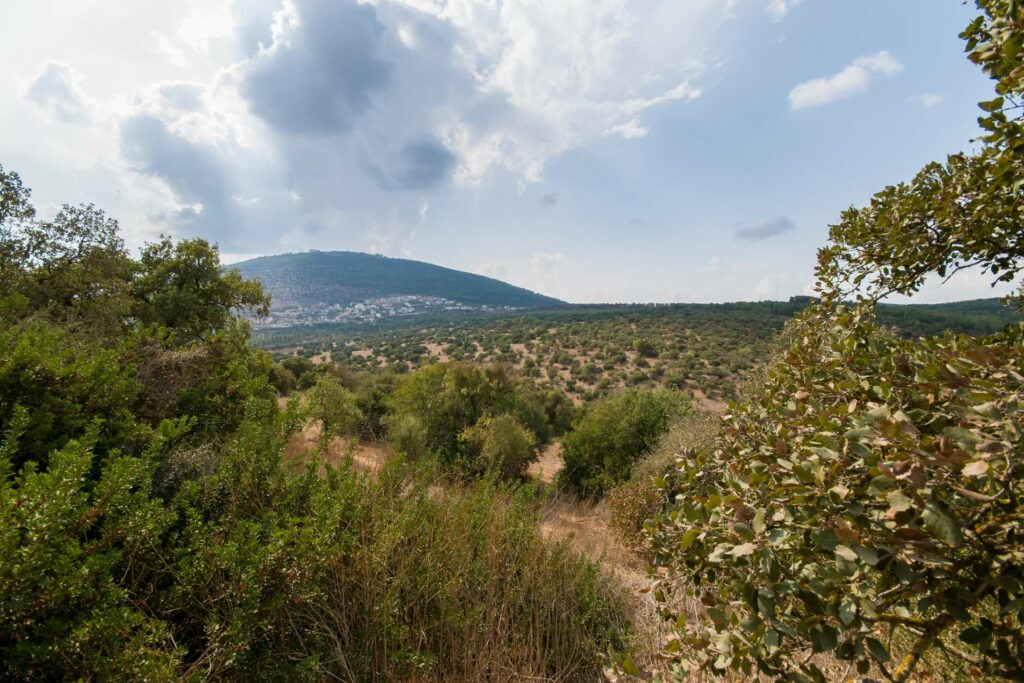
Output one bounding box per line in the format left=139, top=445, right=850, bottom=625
left=606, top=481, right=660, bottom=550
left=386, top=413, right=431, bottom=459
left=307, top=374, right=362, bottom=449
left=460, top=414, right=537, bottom=480
left=1, top=409, right=633, bottom=681
left=387, top=362, right=562, bottom=478
left=559, top=389, right=684, bottom=498
left=632, top=338, right=657, bottom=358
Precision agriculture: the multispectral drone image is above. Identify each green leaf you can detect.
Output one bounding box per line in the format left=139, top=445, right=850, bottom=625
left=854, top=545, right=880, bottom=566
left=922, top=499, right=962, bottom=548
left=838, top=596, right=857, bottom=626
left=866, top=637, right=890, bottom=663
left=886, top=490, right=913, bottom=512
left=835, top=545, right=858, bottom=562
left=752, top=508, right=766, bottom=535
left=678, top=528, right=699, bottom=551
left=810, top=625, right=838, bottom=653
left=620, top=654, right=641, bottom=676
left=979, top=97, right=1005, bottom=112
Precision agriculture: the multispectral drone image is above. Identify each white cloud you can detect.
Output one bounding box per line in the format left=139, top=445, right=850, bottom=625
left=23, top=61, right=94, bottom=123
left=766, top=0, right=803, bottom=21
left=606, top=119, right=649, bottom=139
left=788, top=50, right=903, bottom=110
left=389, top=0, right=721, bottom=182
left=910, top=93, right=943, bottom=107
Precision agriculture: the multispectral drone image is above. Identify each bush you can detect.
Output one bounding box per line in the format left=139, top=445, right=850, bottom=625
left=386, top=413, right=430, bottom=459
left=606, top=481, right=660, bottom=550
left=307, top=374, right=362, bottom=448
left=558, top=389, right=684, bottom=498
left=387, top=362, right=563, bottom=478
left=632, top=338, right=657, bottom=358
left=460, top=414, right=537, bottom=480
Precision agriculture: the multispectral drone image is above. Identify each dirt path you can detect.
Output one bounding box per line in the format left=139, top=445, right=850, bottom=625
left=530, top=444, right=672, bottom=676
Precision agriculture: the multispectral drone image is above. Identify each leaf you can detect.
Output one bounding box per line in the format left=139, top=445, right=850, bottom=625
left=620, top=654, right=641, bottom=676
left=922, top=499, right=962, bottom=548
left=979, top=97, right=1005, bottom=112
left=886, top=490, right=913, bottom=512
left=961, top=460, right=989, bottom=477
left=678, top=528, right=699, bottom=551
left=838, top=596, right=857, bottom=626
left=835, top=545, right=858, bottom=562
left=866, top=637, right=890, bottom=663
left=810, top=625, right=838, bottom=653
left=764, top=628, right=780, bottom=653
left=730, top=543, right=756, bottom=558
left=854, top=545, right=880, bottom=566
left=752, top=508, right=766, bottom=535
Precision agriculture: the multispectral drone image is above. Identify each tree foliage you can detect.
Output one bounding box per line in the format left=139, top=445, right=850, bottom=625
left=387, top=362, right=559, bottom=478
left=559, top=389, right=683, bottom=498
left=133, top=236, right=269, bottom=344
left=647, top=3, right=1024, bottom=680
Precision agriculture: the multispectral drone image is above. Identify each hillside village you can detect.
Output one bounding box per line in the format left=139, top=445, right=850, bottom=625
left=254, top=294, right=522, bottom=328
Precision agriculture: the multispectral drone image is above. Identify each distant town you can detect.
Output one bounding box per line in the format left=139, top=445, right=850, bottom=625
left=253, top=294, right=521, bottom=329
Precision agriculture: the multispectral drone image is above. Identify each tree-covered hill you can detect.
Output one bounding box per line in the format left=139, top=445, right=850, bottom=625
left=233, top=250, right=565, bottom=310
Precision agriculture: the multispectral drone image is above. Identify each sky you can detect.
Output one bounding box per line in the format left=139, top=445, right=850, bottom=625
left=0, top=0, right=1011, bottom=303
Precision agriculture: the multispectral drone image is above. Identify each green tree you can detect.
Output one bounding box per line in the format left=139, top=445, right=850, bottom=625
left=133, top=237, right=269, bottom=344
left=307, top=375, right=362, bottom=449
left=632, top=338, right=657, bottom=358
left=559, top=389, right=682, bottom=498
left=387, top=362, right=558, bottom=478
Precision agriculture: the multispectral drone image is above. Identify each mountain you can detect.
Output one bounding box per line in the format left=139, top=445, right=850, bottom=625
left=232, top=250, right=564, bottom=312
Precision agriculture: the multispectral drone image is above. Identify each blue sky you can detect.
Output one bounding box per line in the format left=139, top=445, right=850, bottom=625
left=0, top=0, right=1007, bottom=303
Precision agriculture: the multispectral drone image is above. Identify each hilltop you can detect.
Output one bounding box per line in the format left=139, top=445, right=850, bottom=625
left=232, top=251, right=563, bottom=326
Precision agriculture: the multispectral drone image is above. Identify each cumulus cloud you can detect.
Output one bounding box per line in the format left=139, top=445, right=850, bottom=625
left=766, top=0, right=804, bottom=21
left=24, top=61, right=93, bottom=123
left=735, top=216, right=795, bottom=240
left=120, top=103, right=236, bottom=236
left=363, top=139, right=457, bottom=190
left=788, top=51, right=902, bottom=110
left=101, top=0, right=729, bottom=253
left=240, top=0, right=391, bottom=135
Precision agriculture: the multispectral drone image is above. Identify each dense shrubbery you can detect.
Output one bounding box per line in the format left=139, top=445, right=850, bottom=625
left=0, top=169, right=632, bottom=680
left=645, top=3, right=1024, bottom=680
left=559, top=388, right=684, bottom=498
left=386, top=361, right=568, bottom=479
left=1, top=403, right=632, bottom=680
